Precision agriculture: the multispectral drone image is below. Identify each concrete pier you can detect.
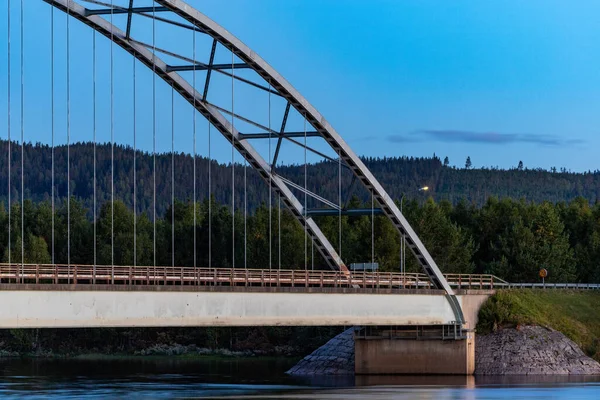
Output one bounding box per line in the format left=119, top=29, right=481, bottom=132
left=355, top=327, right=475, bottom=375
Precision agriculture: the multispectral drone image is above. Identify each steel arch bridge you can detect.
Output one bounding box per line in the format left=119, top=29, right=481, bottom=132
left=32, top=0, right=463, bottom=322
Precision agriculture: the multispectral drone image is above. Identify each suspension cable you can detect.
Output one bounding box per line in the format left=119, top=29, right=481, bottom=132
left=231, top=49, right=235, bottom=269
left=278, top=195, right=281, bottom=270
left=304, top=114, right=307, bottom=272
left=7, top=0, right=10, bottom=269
left=133, top=56, right=136, bottom=268
left=371, top=189, right=374, bottom=266
left=51, top=4, right=54, bottom=266
left=192, top=29, right=196, bottom=274
left=268, top=83, right=272, bottom=273
left=244, top=146, right=247, bottom=270
left=171, top=85, right=174, bottom=270
left=93, top=28, right=96, bottom=281
left=338, top=150, right=342, bottom=262
left=208, top=120, right=212, bottom=275
left=152, top=4, right=156, bottom=271
left=110, top=0, right=114, bottom=283
left=312, top=238, right=314, bottom=271
left=66, top=0, right=70, bottom=280
left=20, top=0, right=24, bottom=277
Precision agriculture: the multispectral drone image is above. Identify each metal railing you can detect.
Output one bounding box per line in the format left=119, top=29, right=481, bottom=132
left=505, top=282, right=600, bottom=290
left=0, top=264, right=595, bottom=291
left=0, top=263, right=507, bottom=290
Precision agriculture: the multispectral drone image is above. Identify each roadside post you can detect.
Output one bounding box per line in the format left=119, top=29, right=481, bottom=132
left=539, top=268, right=548, bottom=288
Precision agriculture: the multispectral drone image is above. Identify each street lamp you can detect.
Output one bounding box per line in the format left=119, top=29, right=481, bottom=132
left=400, top=186, right=429, bottom=277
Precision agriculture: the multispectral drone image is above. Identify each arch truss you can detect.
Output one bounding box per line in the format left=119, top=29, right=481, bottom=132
left=42, top=0, right=464, bottom=323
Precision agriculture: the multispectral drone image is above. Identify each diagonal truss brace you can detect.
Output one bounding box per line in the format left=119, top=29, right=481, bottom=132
left=44, top=0, right=350, bottom=274
left=277, top=175, right=340, bottom=210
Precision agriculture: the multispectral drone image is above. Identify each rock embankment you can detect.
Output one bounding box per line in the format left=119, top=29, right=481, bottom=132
left=287, top=325, right=600, bottom=376
left=475, top=325, right=600, bottom=375
left=286, top=327, right=355, bottom=375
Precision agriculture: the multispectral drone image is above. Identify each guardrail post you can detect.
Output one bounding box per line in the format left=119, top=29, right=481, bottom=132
left=277, top=269, right=280, bottom=287
left=305, top=270, right=308, bottom=288
left=334, top=271, right=338, bottom=288
left=36, top=264, right=39, bottom=284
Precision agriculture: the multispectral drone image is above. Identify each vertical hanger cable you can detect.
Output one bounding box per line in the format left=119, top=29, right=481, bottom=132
left=93, top=28, right=97, bottom=281
left=231, top=49, right=235, bottom=269
left=192, top=29, right=197, bottom=274
left=152, top=4, right=156, bottom=271
left=7, top=0, right=11, bottom=270
left=110, top=0, right=114, bottom=283
left=66, top=0, right=70, bottom=281
left=133, top=55, right=136, bottom=268
left=268, top=83, right=272, bottom=273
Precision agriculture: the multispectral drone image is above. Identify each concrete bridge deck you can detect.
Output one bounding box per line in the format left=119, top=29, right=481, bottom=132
left=0, top=283, right=491, bottom=329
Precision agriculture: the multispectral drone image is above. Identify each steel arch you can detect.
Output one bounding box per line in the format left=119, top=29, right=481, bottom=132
left=43, top=0, right=463, bottom=323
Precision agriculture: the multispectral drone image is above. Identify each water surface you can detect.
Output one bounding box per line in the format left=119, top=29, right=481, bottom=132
left=0, top=357, right=598, bottom=399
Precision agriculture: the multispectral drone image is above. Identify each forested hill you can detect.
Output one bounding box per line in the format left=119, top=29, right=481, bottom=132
left=1, top=140, right=599, bottom=213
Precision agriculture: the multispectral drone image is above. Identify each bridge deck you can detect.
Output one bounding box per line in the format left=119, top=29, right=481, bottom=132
left=0, top=264, right=504, bottom=290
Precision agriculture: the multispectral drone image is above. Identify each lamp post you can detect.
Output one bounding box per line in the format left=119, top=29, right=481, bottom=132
left=400, top=186, right=429, bottom=277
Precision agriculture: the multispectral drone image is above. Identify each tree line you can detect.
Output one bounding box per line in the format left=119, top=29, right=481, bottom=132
left=1, top=195, right=598, bottom=283
left=2, top=141, right=600, bottom=217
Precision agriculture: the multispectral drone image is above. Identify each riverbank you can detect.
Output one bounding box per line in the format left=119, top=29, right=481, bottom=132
left=0, top=345, right=299, bottom=360
left=476, top=290, right=600, bottom=362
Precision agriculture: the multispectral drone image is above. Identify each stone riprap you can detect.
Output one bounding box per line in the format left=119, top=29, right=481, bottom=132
left=475, top=325, right=600, bottom=375
left=286, top=327, right=356, bottom=375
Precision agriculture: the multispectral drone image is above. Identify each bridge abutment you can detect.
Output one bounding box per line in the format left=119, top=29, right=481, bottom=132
left=354, top=326, right=475, bottom=375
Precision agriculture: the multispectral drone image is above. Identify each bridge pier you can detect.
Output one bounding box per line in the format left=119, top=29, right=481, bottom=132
left=354, top=326, right=475, bottom=375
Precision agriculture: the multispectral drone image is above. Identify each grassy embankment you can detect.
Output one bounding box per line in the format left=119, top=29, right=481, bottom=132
left=477, top=290, right=600, bottom=361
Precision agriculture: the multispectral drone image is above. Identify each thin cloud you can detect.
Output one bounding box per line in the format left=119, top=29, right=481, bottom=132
left=388, top=130, right=584, bottom=147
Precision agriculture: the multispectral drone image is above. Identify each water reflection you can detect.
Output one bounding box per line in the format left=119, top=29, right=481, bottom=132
left=0, top=358, right=598, bottom=399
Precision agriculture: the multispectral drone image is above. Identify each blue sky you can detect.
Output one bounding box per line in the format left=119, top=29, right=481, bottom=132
left=1, top=1, right=599, bottom=171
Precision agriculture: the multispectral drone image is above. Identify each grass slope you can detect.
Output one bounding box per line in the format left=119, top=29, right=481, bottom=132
left=477, top=290, right=600, bottom=361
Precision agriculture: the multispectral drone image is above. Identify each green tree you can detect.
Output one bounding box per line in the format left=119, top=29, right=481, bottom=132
left=25, top=234, right=51, bottom=264
left=408, top=199, right=475, bottom=274
left=488, top=202, right=575, bottom=282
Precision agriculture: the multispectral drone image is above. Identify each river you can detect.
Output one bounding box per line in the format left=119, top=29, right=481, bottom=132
left=0, top=357, right=598, bottom=399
